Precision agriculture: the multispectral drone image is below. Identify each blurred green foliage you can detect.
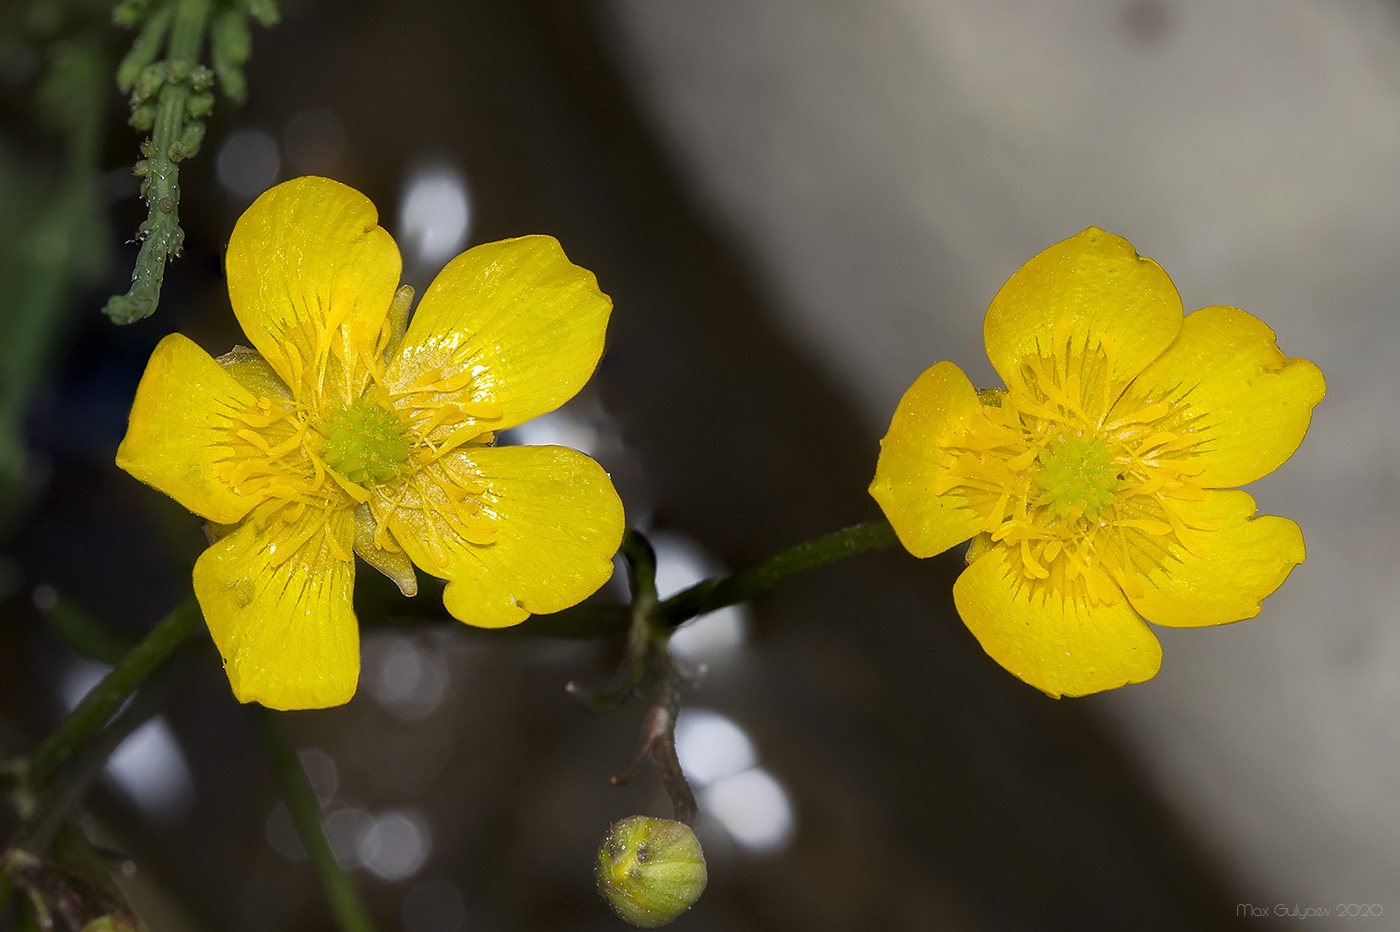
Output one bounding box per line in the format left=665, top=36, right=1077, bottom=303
left=0, top=0, right=115, bottom=537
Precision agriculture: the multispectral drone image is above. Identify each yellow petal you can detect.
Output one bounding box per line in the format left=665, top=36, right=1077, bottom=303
left=381, top=445, right=624, bottom=627
left=226, top=176, right=402, bottom=406
left=869, top=362, right=987, bottom=557
left=1120, top=489, right=1305, bottom=628
left=954, top=545, right=1162, bottom=697
left=1113, top=306, right=1326, bottom=488
left=193, top=503, right=359, bottom=710
left=984, top=228, right=1182, bottom=391
left=386, top=236, right=611, bottom=432
left=117, top=333, right=263, bottom=524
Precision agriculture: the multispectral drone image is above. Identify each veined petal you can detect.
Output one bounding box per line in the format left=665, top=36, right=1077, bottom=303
left=226, top=177, right=402, bottom=406
left=193, top=503, right=359, bottom=710
left=117, top=333, right=264, bottom=525
left=1121, top=489, right=1305, bottom=628
left=386, top=236, right=611, bottom=433
left=954, top=546, right=1162, bottom=698
left=984, top=228, right=1182, bottom=391
left=870, top=362, right=987, bottom=557
left=1113, top=306, right=1326, bottom=488
left=381, top=444, right=624, bottom=627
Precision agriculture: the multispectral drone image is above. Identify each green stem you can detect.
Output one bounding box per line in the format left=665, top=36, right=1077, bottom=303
left=255, top=709, right=378, bottom=932
left=586, top=523, right=899, bottom=824
left=26, top=599, right=199, bottom=789
left=621, top=528, right=661, bottom=655
left=167, top=0, right=211, bottom=62
left=657, top=518, right=898, bottom=627
left=461, top=518, right=900, bottom=641
left=13, top=656, right=190, bottom=853
left=104, top=0, right=213, bottom=324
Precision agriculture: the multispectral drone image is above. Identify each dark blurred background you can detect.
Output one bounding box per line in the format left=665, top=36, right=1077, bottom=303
left=5, top=0, right=1390, bottom=929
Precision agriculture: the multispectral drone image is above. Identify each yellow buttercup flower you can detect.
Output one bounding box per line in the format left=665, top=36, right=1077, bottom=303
left=870, top=228, right=1325, bottom=698
left=117, top=177, right=625, bottom=710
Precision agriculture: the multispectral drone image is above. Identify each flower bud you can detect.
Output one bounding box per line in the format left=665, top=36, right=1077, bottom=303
left=596, top=816, right=707, bottom=928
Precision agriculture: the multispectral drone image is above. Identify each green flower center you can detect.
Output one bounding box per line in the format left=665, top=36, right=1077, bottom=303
left=319, top=396, right=413, bottom=486
left=1032, top=432, right=1124, bottom=521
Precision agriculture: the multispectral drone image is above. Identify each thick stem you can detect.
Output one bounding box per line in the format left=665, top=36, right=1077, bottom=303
left=657, top=518, right=898, bottom=627
left=26, top=599, right=200, bottom=789
left=12, top=655, right=193, bottom=855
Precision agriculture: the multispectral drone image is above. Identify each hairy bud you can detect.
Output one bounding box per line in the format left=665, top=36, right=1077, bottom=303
left=596, top=816, right=707, bottom=927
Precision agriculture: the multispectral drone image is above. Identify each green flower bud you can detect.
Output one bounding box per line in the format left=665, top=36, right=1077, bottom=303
left=186, top=91, right=215, bottom=119
left=188, top=66, right=214, bottom=93
left=130, top=64, right=165, bottom=104
left=127, top=104, right=156, bottom=132
left=596, top=816, right=707, bottom=928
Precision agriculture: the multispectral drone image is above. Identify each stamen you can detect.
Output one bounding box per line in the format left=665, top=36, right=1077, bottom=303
left=324, top=526, right=351, bottom=562
left=939, top=340, right=1213, bottom=586
left=283, top=339, right=304, bottom=390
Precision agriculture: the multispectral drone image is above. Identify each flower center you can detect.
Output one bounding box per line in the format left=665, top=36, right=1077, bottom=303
left=319, top=396, right=414, bottom=485
left=935, top=344, right=1211, bottom=601
left=1032, top=433, right=1123, bottom=521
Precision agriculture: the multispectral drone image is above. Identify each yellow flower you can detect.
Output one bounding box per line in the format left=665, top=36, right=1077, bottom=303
left=116, top=177, right=625, bottom=710
left=870, top=228, right=1325, bottom=698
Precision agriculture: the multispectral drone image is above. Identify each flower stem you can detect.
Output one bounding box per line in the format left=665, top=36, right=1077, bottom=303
left=590, top=531, right=699, bottom=823
left=255, top=709, right=378, bottom=932
left=26, top=599, right=200, bottom=790
left=470, top=518, right=901, bottom=641
left=590, top=523, right=899, bottom=824
left=11, top=656, right=188, bottom=854
left=657, top=518, right=898, bottom=627
left=104, top=0, right=213, bottom=324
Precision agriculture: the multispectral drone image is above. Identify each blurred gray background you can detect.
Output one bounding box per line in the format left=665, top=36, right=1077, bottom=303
left=3, top=1, right=1396, bottom=930
left=601, top=0, right=1400, bottom=921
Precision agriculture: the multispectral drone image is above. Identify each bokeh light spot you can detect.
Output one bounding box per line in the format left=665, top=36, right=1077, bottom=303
left=398, top=165, right=471, bottom=268
left=653, top=532, right=749, bottom=662
left=216, top=128, right=281, bottom=199
left=702, top=767, right=794, bottom=853
left=359, top=809, right=433, bottom=882
left=675, top=708, right=758, bottom=787
left=367, top=633, right=449, bottom=721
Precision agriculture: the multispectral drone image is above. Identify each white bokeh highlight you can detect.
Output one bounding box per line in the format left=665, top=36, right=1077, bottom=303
left=60, top=660, right=192, bottom=819
left=398, top=165, right=472, bottom=268
left=675, top=707, right=794, bottom=854
left=652, top=532, right=749, bottom=663
left=359, top=809, right=433, bottom=882
left=701, top=767, right=794, bottom=853
left=675, top=708, right=757, bottom=786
